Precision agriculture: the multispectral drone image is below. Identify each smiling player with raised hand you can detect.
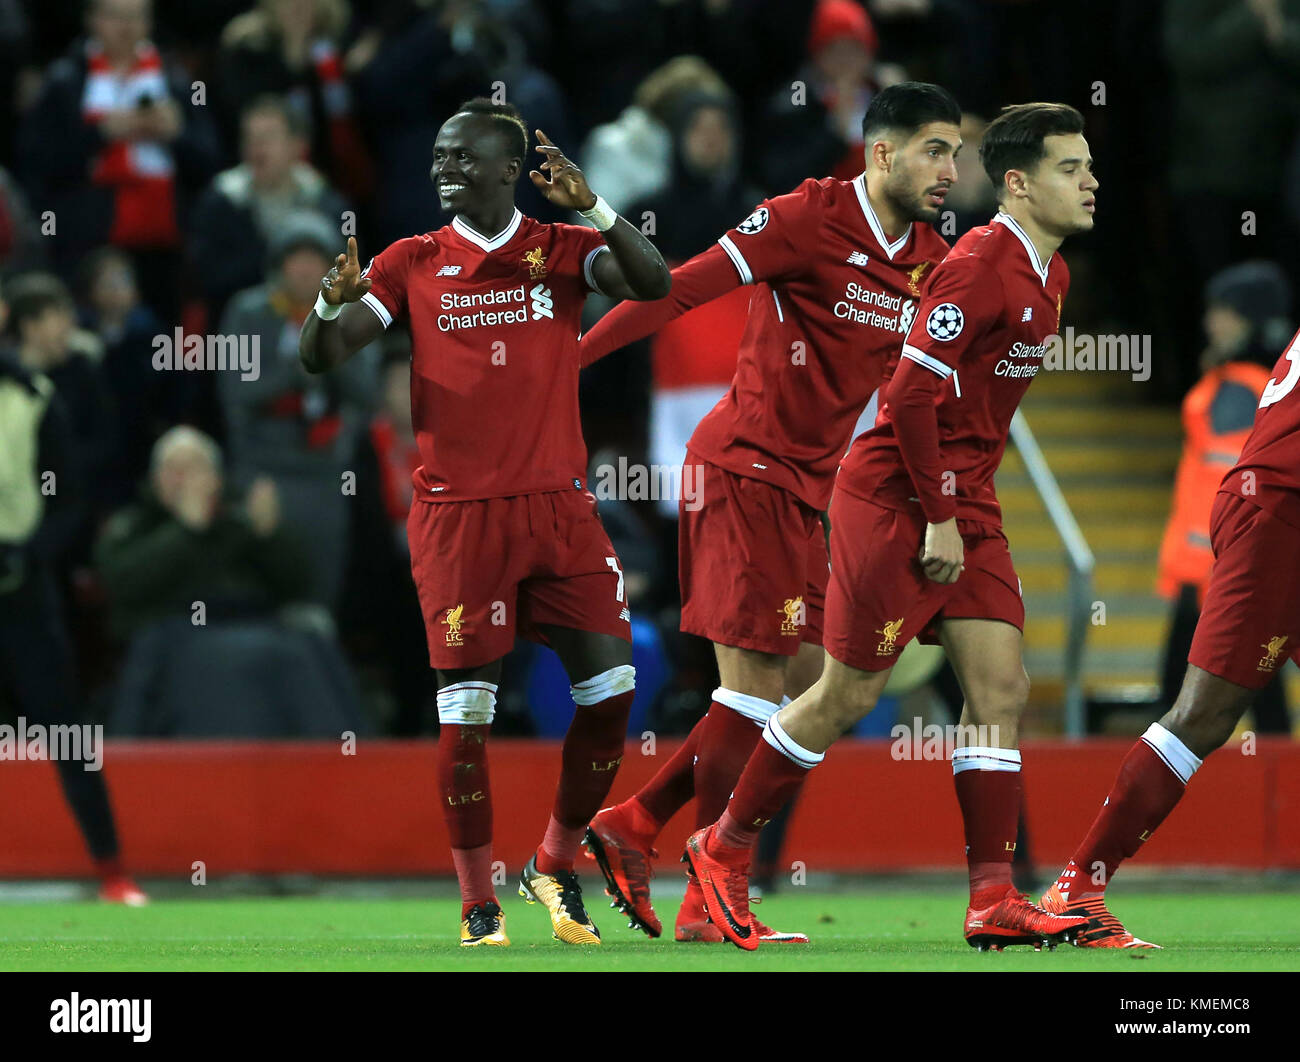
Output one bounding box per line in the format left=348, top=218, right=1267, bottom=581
left=299, top=98, right=669, bottom=948
left=684, top=102, right=1099, bottom=951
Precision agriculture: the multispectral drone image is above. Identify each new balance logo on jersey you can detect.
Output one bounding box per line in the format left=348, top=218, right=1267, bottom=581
left=529, top=284, right=553, bottom=319
left=1021, top=306, right=1033, bottom=322
left=846, top=251, right=871, bottom=266
left=437, top=265, right=462, bottom=276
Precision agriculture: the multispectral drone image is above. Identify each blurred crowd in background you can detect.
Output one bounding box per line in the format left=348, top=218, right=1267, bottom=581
left=2, top=0, right=1299, bottom=740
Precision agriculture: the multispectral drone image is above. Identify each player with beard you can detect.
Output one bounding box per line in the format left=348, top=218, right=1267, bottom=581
left=684, top=102, right=1098, bottom=951
left=299, top=98, right=670, bottom=947
left=579, top=82, right=960, bottom=943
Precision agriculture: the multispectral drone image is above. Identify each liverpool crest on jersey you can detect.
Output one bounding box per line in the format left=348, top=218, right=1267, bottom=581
left=523, top=247, right=548, bottom=279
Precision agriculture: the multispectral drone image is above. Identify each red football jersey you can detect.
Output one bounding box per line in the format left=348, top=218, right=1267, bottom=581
left=361, top=207, right=608, bottom=501
left=686, top=174, right=952, bottom=510
left=1222, top=327, right=1300, bottom=530
left=840, top=213, right=1071, bottom=527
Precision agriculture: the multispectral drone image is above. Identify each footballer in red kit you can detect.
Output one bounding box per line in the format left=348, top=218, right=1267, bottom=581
left=1040, top=328, right=1300, bottom=948
left=684, top=102, right=1099, bottom=951
left=298, top=98, right=670, bottom=948
left=577, top=83, right=961, bottom=943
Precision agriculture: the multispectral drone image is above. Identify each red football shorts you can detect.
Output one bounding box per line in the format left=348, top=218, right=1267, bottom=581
left=407, top=489, right=632, bottom=671
left=678, top=452, right=827, bottom=655
left=1188, top=491, right=1300, bottom=689
left=823, top=488, right=1024, bottom=672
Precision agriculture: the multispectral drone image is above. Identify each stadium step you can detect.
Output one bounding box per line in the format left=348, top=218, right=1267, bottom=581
left=995, top=381, right=1181, bottom=721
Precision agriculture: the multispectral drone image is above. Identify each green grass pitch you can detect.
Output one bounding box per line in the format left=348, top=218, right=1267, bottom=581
left=1, top=890, right=1296, bottom=971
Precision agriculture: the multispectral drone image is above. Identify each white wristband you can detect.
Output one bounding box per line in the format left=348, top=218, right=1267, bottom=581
left=314, top=293, right=343, bottom=320
left=579, top=194, right=617, bottom=232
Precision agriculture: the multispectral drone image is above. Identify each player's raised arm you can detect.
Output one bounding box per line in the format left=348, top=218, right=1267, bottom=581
left=529, top=129, right=670, bottom=301
left=298, top=236, right=385, bottom=374
left=579, top=244, right=742, bottom=367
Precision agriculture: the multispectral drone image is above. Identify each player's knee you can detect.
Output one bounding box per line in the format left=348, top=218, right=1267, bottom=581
left=437, top=681, right=497, bottom=725
left=814, top=684, right=879, bottom=734
left=1163, top=701, right=1240, bottom=758
left=965, top=668, right=1030, bottom=727
left=571, top=663, right=635, bottom=707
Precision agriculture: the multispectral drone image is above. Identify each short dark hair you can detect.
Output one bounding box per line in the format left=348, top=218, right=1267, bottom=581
left=242, top=93, right=309, bottom=141
left=453, top=97, right=529, bottom=162
left=979, top=102, right=1085, bottom=201
left=860, top=82, right=961, bottom=143
left=7, top=273, right=74, bottom=335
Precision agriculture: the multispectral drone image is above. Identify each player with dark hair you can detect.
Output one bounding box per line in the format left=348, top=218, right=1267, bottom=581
left=299, top=98, right=669, bottom=947
left=1040, top=327, right=1300, bottom=947
left=683, top=102, right=1098, bottom=950
left=579, top=82, right=960, bottom=943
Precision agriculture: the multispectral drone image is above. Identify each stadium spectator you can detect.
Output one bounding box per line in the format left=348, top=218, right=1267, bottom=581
left=550, top=0, right=677, bottom=136
left=623, top=87, right=757, bottom=526
left=337, top=332, right=433, bottom=735
left=0, top=165, right=47, bottom=271
left=348, top=0, right=489, bottom=249
left=578, top=57, right=732, bottom=218
left=76, top=247, right=188, bottom=508
left=218, top=211, right=378, bottom=611
left=1157, top=261, right=1294, bottom=735
left=0, top=346, right=147, bottom=905
left=97, top=426, right=369, bottom=737
left=756, top=0, right=901, bottom=195
left=17, top=0, right=220, bottom=323
left=190, top=94, right=348, bottom=323
left=1164, top=0, right=1300, bottom=383
left=440, top=8, right=574, bottom=225
left=942, top=113, right=997, bottom=240
left=0, top=1, right=35, bottom=173
left=8, top=272, right=121, bottom=553
left=215, top=0, right=374, bottom=202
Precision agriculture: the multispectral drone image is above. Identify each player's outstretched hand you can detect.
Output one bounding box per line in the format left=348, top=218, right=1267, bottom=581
left=320, top=236, right=372, bottom=305
left=920, top=517, right=964, bottom=584
left=529, top=129, right=598, bottom=212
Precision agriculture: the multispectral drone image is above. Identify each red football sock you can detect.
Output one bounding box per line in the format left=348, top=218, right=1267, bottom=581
left=438, top=724, right=495, bottom=911
left=694, top=701, right=764, bottom=827
left=953, top=755, right=1022, bottom=907
left=93, top=856, right=125, bottom=881
left=1060, top=737, right=1188, bottom=895
left=452, top=844, right=496, bottom=917
left=715, top=738, right=811, bottom=851
left=539, top=689, right=634, bottom=873
left=635, top=712, right=706, bottom=828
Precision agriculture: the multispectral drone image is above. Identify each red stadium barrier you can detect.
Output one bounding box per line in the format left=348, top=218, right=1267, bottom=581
left=2, top=738, right=1297, bottom=876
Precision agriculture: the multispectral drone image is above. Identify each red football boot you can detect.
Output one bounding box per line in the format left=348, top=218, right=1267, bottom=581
left=675, top=873, right=724, bottom=942
left=682, top=826, right=757, bottom=951
left=583, top=805, right=662, bottom=938
left=964, top=885, right=1085, bottom=951
left=1040, top=884, right=1160, bottom=949
left=99, top=876, right=149, bottom=906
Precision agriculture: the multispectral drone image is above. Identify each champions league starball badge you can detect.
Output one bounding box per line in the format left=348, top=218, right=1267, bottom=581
left=926, top=302, right=964, bottom=341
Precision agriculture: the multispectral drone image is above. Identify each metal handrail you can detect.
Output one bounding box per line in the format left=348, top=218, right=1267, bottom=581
left=1009, top=408, right=1096, bottom=737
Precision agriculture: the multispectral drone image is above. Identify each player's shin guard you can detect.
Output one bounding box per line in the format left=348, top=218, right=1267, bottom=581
left=538, top=665, right=636, bottom=874
left=437, top=682, right=497, bottom=916
left=951, top=746, right=1022, bottom=906
left=715, top=713, right=822, bottom=852
left=693, top=689, right=776, bottom=827
left=1054, top=723, right=1200, bottom=897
